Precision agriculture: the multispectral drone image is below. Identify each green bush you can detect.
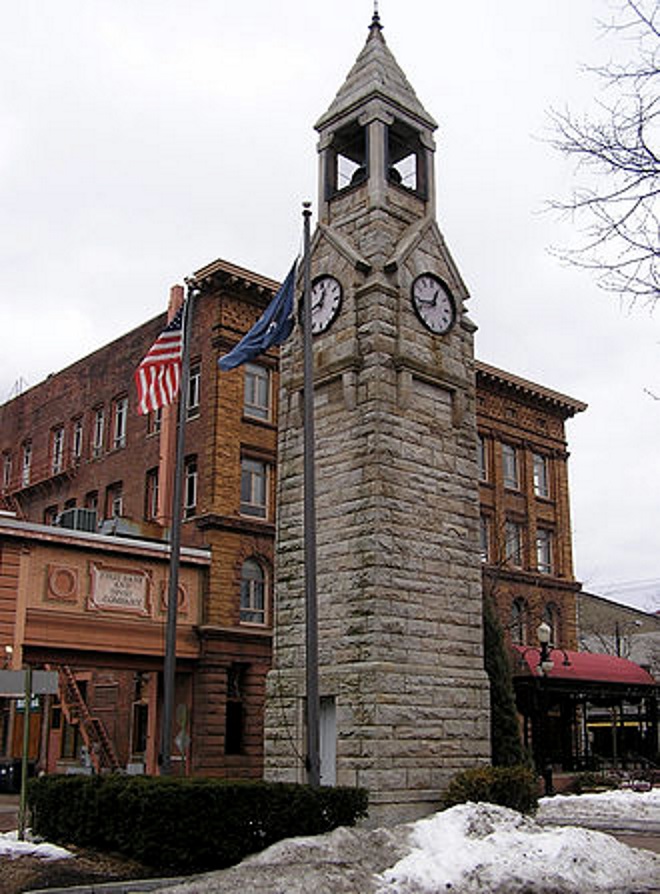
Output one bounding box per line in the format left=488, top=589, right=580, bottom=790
left=441, top=765, right=538, bottom=814
left=27, top=775, right=368, bottom=872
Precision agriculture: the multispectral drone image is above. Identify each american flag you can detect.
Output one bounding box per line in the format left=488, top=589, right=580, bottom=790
left=134, top=305, right=185, bottom=415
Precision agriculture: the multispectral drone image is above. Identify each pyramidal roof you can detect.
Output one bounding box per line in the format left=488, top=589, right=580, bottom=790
left=316, top=13, right=437, bottom=131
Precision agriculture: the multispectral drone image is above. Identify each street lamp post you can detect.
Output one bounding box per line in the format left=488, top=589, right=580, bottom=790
left=522, top=622, right=571, bottom=796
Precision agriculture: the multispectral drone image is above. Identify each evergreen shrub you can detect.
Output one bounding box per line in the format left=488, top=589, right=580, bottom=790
left=441, top=765, right=538, bottom=814
left=27, top=775, right=368, bottom=872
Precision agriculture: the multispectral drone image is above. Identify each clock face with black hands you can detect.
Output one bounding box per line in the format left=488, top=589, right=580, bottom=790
left=411, top=273, right=456, bottom=335
left=310, top=275, right=342, bottom=334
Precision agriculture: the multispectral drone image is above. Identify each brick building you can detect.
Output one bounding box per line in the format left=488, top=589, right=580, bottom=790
left=1, top=259, right=283, bottom=779
left=1, top=14, right=655, bottom=787
left=476, top=360, right=587, bottom=652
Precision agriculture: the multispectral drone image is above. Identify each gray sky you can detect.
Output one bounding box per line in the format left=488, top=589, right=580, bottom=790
left=1, top=1, right=658, bottom=611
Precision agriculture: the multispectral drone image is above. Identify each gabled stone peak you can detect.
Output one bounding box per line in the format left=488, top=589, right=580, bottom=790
left=315, top=15, right=437, bottom=132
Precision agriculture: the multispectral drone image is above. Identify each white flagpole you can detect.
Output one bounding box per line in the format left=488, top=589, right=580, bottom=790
left=302, top=202, right=321, bottom=785
left=160, top=280, right=197, bottom=775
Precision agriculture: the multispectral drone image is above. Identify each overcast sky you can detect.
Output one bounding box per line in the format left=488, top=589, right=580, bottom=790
left=1, top=1, right=658, bottom=611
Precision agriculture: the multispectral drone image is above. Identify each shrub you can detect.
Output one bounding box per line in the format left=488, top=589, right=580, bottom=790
left=441, top=765, right=538, bottom=814
left=27, top=775, right=368, bottom=872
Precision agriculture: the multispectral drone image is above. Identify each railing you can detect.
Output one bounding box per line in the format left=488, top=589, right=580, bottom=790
left=50, top=664, right=121, bottom=774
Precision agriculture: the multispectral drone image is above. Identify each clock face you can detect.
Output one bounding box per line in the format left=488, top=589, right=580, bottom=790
left=310, top=275, right=342, bottom=335
left=411, top=274, right=456, bottom=335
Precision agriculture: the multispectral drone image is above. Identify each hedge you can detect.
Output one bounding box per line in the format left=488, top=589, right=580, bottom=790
left=27, top=775, right=368, bottom=872
left=441, top=765, right=538, bottom=814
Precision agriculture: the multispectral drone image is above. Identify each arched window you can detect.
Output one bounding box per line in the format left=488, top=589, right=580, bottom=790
left=240, top=559, right=266, bottom=625
left=511, top=597, right=529, bottom=645
left=543, top=602, right=561, bottom=646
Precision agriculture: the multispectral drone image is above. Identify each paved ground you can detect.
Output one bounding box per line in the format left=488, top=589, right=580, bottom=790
left=0, top=793, right=20, bottom=833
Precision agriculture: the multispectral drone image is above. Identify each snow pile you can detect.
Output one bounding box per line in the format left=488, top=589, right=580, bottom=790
left=1, top=791, right=658, bottom=892
left=0, top=829, right=72, bottom=861
left=377, top=801, right=658, bottom=893
left=162, top=798, right=660, bottom=894
left=538, top=787, right=660, bottom=829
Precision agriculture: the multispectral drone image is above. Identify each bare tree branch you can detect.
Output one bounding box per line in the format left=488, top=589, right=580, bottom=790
left=548, top=0, right=660, bottom=307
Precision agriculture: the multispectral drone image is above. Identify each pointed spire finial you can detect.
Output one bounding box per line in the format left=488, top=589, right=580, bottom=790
left=370, top=0, right=382, bottom=32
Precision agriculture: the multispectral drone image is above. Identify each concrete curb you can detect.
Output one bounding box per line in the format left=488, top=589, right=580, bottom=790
left=25, top=877, right=186, bottom=894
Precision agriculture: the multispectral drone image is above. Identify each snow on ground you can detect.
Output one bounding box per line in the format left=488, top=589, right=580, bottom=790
left=0, top=829, right=72, bottom=861
left=538, top=787, right=660, bottom=828
left=0, top=789, right=658, bottom=892
left=161, top=791, right=660, bottom=894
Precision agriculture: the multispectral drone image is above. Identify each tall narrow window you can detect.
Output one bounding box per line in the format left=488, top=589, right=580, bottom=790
left=145, top=468, right=159, bottom=521
left=240, top=458, right=268, bottom=518
left=21, top=441, right=32, bottom=486
left=112, top=397, right=128, bottom=449
left=240, top=559, right=266, bottom=624
left=187, top=363, right=201, bottom=419
left=148, top=407, right=162, bottom=436
left=543, top=602, right=561, bottom=646
left=502, top=444, right=519, bottom=490
left=244, top=364, right=271, bottom=421
left=536, top=528, right=553, bottom=574
left=511, top=597, right=529, bottom=646
left=477, top=436, right=488, bottom=481
left=51, top=426, right=64, bottom=474
left=92, top=408, right=105, bottom=458
left=479, top=515, right=490, bottom=563
left=533, top=453, right=549, bottom=498
left=44, top=505, right=58, bottom=526
left=505, top=519, right=524, bottom=567
left=105, top=482, right=123, bottom=519
left=85, top=490, right=99, bottom=514
left=225, top=663, right=246, bottom=754
left=184, top=455, right=198, bottom=519
left=72, top=418, right=83, bottom=462
left=2, top=453, right=11, bottom=489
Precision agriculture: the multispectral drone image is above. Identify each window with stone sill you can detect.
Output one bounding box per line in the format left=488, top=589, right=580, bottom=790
left=477, top=435, right=489, bottom=482
left=241, top=457, right=269, bottom=519
left=184, top=455, right=198, bottom=519
left=21, top=442, right=31, bottom=487
left=71, top=418, right=84, bottom=461
left=187, top=363, right=201, bottom=420
left=240, top=558, right=266, bottom=625
left=511, top=597, right=529, bottom=646
left=51, top=426, right=64, bottom=474
left=112, top=396, right=128, bottom=449
left=505, top=519, right=524, bottom=567
left=536, top=528, right=553, bottom=575
left=2, top=453, right=12, bottom=489
left=533, top=452, right=550, bottom=498
left=91, top=407, right=105, bottom=458
left=244, top=363, right=271, bottom=422
left=145, top=467, right=159, bottom=521
left=502, top=443, right=519, bottom=490
left=105, top=481, right=123, bottom=519
left=479, top=515, right=490, bottom=563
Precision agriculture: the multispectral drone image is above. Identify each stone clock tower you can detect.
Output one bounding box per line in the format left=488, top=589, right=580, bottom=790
left=264, top=13, right=490, bottom=824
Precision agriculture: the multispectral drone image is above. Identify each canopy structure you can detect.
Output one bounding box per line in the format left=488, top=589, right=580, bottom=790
left=511, top=646, right=658, bottom=774
left=514, top=646, right=656, bottom=692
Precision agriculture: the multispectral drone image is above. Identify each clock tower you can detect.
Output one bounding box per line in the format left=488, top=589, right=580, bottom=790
left=264, top=13, right=490, bottom=824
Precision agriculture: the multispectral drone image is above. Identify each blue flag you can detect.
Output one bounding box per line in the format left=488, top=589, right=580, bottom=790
left=218, top=262, right=297, bottom=371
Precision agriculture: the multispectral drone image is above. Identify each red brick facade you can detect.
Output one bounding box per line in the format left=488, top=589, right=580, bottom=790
left=476, top=361, right=586, bottom=653
left=0, top=258, right=588, bottom=778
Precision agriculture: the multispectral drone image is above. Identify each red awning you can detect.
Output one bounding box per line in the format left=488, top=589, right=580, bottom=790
left=513, top=646, right=656, bottom=687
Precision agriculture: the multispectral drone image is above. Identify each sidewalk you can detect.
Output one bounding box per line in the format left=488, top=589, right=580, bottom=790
left=0, top=792, right=19, bottom=833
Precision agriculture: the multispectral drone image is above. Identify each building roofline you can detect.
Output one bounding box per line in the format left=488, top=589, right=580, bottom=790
left=579, top=589, right=660, bottom=621
left=193, top=257, right=280, bottom=295
left=0, top=514, right=211, bottom=565
left=476, top=360, right=587, bottom=416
